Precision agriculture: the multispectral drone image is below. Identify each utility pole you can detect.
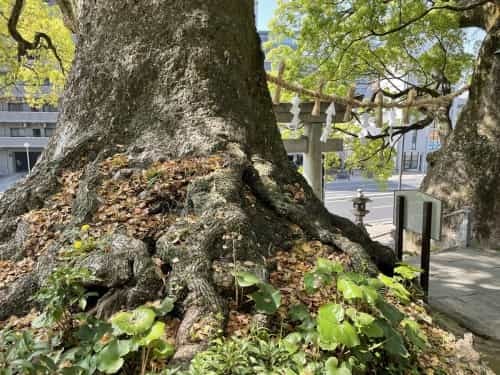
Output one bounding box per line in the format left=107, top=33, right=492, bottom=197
left=398, top=131, right=405, bottom=190
left=24, top=142, right=31, bottom=174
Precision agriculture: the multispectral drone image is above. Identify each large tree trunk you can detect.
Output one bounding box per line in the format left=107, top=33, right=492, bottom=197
left=423, top=6, right=500, bottom=246
left=0, top=0, right=394, bottom=360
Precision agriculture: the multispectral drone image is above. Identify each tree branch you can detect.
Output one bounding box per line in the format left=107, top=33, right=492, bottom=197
left=8, top=0, right=65, bottom=74
left=367, top=0, right=493, bottom=36
left=333, top=116, right=435, bottom=142
left=358, top=141, right=390, bottom=163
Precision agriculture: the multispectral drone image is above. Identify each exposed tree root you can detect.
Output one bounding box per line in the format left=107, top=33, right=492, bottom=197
left=0, top=148, right=396, bottom=361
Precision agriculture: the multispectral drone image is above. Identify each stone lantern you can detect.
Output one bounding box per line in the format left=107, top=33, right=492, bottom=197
left=352, top=189, right=371, bottom=228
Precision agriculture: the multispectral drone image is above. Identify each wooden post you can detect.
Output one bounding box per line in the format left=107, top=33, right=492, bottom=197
left=395, top=196, right=405, bottom=261
left=420, top=201, right=433, bottom=298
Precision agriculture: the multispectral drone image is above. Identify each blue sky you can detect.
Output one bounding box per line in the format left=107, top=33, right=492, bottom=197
left=257, top=0, right=278, bottom=31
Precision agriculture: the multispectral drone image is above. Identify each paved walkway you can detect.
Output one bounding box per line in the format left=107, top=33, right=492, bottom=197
left=407, top=247, right=500, bottom=341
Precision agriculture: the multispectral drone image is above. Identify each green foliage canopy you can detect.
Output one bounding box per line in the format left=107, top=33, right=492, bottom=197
left=0, top=0, right=74, bottom=106
left=268, top=0, right=475, bottom=96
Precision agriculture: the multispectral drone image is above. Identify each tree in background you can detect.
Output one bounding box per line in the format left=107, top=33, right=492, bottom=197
left=0, top=0, right=73, bottom=105
left=0, top=0, right=394, bottom=362
left=269, top=0, right=500, bottom=245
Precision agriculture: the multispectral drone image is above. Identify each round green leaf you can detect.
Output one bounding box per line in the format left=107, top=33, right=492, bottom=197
left=151, top=340, right=175, bottom=359
left=304, top=272, right=318, bottom=294
left=361, top=285, right=379, bottom=305
left=282, top=332, right=303, bottom=353
left=234, top=271, right=261, bottom=287
left=155, top=297, right=175, bottom=316
left=250, top=283, right=281, bottom=314
left=318, top=304, right=357, bottom=350
left=96, top=340, right=129, bottom=374
left=318, top=303, right=344, bottom=324
left=318, top=304, right=360, bottom=350
left=138, top=321, right=166, bottom=346
left=325, top=357, right=339, bottom=371
left=337, top=278, right=364, bottom=300
left=110, top=307, right=156, bottom=335
left=325, top=357, right=352, bottom=375
left=316, top=258, right=343, bottom=274
left=394, top=264, right=421, bottom=280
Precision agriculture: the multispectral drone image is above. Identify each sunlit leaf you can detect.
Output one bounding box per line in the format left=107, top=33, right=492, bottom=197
left=110, top=307, right=156, bottom=335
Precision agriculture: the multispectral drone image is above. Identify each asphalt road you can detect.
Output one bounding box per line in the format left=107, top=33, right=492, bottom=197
left=0, top=173, right=26, bottom=193
left=324, top=173, right=425, bottom=224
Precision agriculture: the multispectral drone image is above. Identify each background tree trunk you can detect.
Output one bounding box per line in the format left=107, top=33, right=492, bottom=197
left=0, top=0, right=395, bottom=360
left=423, top=8, right=500, bottom=246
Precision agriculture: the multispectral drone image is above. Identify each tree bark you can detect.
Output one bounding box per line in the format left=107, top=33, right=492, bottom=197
left=0, top=0, right=395, bottom=360
left=423, top=5, right=500, bottom=245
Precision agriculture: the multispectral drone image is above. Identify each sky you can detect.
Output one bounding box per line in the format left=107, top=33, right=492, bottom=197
left=256, top=0, right=484, bottom=54
left=257, top=0, right=278, bottom=31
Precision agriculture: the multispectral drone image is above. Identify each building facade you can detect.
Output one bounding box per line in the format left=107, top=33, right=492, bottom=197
left=0, top=99, right=57, bottom=175
left=394, top=95, right=467, bottom=173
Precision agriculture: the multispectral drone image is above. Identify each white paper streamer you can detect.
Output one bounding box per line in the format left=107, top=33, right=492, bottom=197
left=320, top=102, right=336, bottom=143
left=289, top=95, right=301, bottom=131
left=359, top=113, right=381, bottom=142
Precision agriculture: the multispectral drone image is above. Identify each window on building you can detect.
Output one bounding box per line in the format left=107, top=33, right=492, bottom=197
left=403, top=151, right=420, bottom=170
left=42, top=104, right=58, bottom=112
left=10, top=128, right=26, bottom=137
left=44, top=128, right=55, bottom=137
left=33, top=128, right=41, bottom=137
left=8, top=103, right=25, bottom=112
left=411, top=130, right=418, bottom=150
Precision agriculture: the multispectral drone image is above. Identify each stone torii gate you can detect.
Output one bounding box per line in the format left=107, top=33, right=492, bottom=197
left=273, top=102, right=347, bottom=201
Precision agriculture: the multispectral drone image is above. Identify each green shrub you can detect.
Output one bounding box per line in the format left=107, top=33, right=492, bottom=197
left=212, top=259, right=428, bottom=375
left=32, top=267, right=98, bottom=331
left=1, top=256, right=428, bottom=375
left=233, top=271, right=282, bottom=314
left=0, top=265, right=176, bottom=375
left=166, top=329, right=317, bottom=375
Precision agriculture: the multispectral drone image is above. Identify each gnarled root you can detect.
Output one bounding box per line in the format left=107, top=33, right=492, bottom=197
left=0, top=150, right=396, bottom=364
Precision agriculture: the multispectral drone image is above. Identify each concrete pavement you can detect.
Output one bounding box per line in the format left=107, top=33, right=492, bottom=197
left=327, top=175, right=500, bottom=344
left=407, top=248, right=500, bottom=341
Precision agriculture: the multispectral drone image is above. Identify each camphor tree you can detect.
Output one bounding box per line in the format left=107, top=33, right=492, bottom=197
left=0, top=0, right=395, bottom=361
left=0, top=0, right=73, bottom=105
left=269, top=0, right=500, bottom=245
